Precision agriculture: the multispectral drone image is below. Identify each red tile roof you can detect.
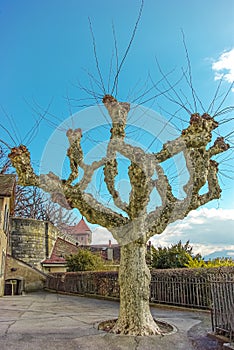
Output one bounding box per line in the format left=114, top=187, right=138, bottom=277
left=62, top=217, right=91, bottom=235
left=41, top=237, right=78, bottom=265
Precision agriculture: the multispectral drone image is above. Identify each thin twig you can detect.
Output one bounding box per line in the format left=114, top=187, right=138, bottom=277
left=111, top=0, right=144, bottom=95
left=0, top=105, right=21, bottom=144
left=112, top=21, right=119, bottom=97
left=181, top=66, right=205, bottom=112
left=88, top=17, right=106, bottom=95
left=181, top=30, right=197, bottom=112
left=22, top=98, right=54, bottom=145
left=0, top=138, right=12, bottom=149
left=0, top=123, right=17, bottom=146
left=154, top=58, right=191, bottom=115
left=213, top=81, right=234, bottom=116
left=207, top=74, right=224, bottom=114
left=107, top=51, right=114, bottom=93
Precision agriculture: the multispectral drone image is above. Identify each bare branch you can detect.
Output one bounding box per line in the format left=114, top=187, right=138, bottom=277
left=112, top=21, right=119, bottom=97
left=111, top=0, right=144, bottom=95
left=213, top=81, right=234, bottom=116
left=181, top=30, right=197, bottom=112
left=8, top=95, right=231, bottom=242
left=88, top=17, right=106, bottom=95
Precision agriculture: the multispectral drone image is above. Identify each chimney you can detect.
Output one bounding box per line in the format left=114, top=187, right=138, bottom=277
left=109, top=240, right=112, bottom=247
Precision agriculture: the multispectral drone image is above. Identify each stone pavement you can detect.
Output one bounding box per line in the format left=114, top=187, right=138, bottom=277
left=0, top=291, right=218, bottom=350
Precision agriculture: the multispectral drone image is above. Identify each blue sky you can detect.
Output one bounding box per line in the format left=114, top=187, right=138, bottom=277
left=0, top=0, right=234, bottom=257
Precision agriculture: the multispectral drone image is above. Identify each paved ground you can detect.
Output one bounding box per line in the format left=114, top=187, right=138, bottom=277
left=0, top=291, right=218, bottom=350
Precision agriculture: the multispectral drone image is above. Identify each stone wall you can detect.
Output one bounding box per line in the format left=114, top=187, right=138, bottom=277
left=10, top=217, right=60, bottom=270
left=5, top=255, right=46, bottom=293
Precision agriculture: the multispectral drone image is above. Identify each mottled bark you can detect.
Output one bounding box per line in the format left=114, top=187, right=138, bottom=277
left=8, top=95, right=230, bottom=336
left=111, top=240, right=161, bottom=335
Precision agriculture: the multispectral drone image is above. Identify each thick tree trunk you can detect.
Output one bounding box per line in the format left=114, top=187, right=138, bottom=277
left=111, top=241, right=161, bottom=335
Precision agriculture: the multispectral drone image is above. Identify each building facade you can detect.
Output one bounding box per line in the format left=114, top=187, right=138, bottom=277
left=10, top=217, right=80, bottom=270
left=41, top=237, right=79, bottom=273
left=0, top=174, right=16, bottom=296
left=61, top=217, right=92, bottom=245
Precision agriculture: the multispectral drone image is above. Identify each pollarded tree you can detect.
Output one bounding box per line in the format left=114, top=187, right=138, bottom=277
left=8, top=92, right=230, bottom=335
left=5, top=0, right=233, bottom=336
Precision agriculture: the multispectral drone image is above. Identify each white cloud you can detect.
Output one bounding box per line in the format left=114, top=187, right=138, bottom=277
left=91, top=226, right=117, bottom=245
left=151, top=208, right=234, bottom=257
left=212, top=49, right=234, bottom=88
left=91, top=208, right=234, bottom=258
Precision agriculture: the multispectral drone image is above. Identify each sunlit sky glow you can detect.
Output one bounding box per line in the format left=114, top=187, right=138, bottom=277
left=0, top=0, right=234, bottom=258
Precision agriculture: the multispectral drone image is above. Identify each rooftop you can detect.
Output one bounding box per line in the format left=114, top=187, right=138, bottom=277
left=41, top=237, right=79, bottom=265
left=62, top=217, right=92, bottom=236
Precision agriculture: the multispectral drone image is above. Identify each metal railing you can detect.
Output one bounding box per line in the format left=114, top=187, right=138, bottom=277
left=208, top=272, right=234, bottom=342
left=150, top=273, right=211, bottom=309
left=46, top=267, right=234, bottom=340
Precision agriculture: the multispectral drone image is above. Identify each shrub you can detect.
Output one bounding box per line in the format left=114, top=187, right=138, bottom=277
left=186, top=255, right=234, bottom=268
left=66, top=249, right=105, bottom=271
left=149, top=240, right=202, bottom=269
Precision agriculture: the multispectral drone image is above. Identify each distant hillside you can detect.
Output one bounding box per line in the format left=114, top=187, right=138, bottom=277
left=204, top=250, right=234, bottom=260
